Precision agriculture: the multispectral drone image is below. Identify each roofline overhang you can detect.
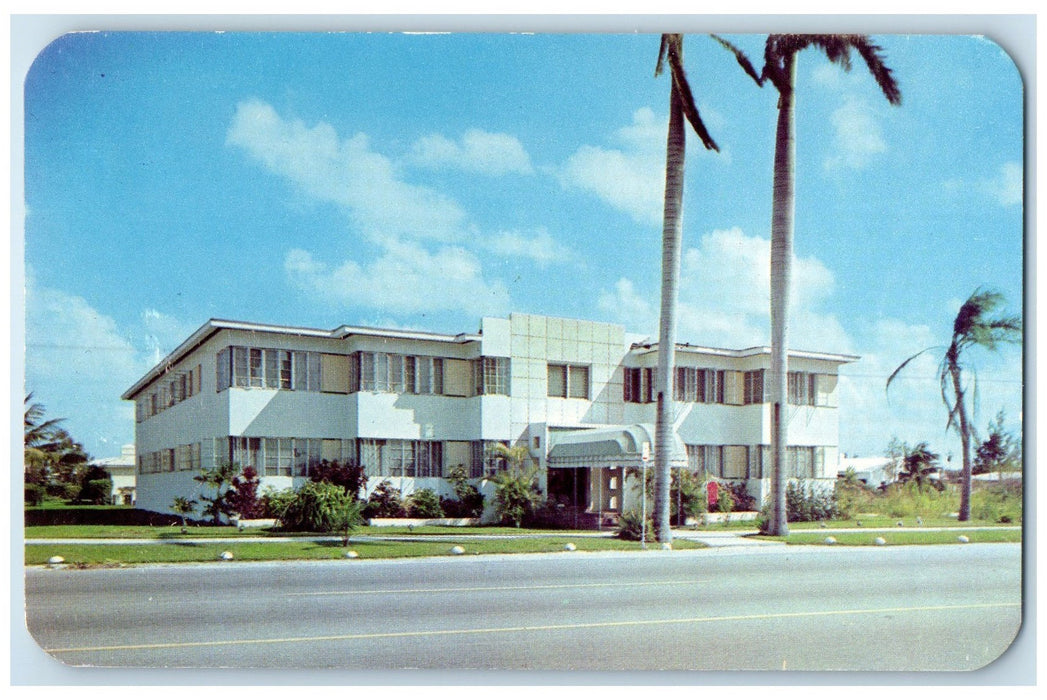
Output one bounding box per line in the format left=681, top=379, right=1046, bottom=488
left=121, top=318, right=482, bottom=400
left=629, top=342, right=860, bottom=365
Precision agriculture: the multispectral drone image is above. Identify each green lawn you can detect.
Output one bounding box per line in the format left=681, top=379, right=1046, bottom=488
left=757, top=529, right=1022, bottom=546
left=25, top=535, right=703, bottom=566
left=786, top=516, right=1012, bottom=530
left=24, top=524, right=609, bottom=539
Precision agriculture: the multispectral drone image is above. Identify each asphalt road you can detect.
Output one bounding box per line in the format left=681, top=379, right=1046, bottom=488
left=23, top=543, right=1022, bottom=672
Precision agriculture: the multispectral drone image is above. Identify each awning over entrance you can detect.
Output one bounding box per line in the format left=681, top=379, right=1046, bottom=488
left=546, top=424, right=688, bottom=469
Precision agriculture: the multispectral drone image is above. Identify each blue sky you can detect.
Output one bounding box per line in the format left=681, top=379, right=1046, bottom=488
left=19, top=27, right=1024, bottom=465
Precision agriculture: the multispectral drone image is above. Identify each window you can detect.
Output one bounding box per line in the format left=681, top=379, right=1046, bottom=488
left=230, top=437, right=262, bottom=471
left=264, top=350, right=279, bottom=389
left=699, top=369, right=725, bottom=403
left=674, top=367, right=700, bottom=402
left=176, top=445, right=192, bottom=471
left=218, top=348, right=231, bottom=391
left=417, top=441, right=443, bottom=477
left=294, top=439, right=323, bottom=477
left=294, top=352, right=322, bottom=392
left=356, top=438, right=441, bottom=477
left=548, top=363, right=589, bottom=399
left=788, top=372, right=816, bottom=406
left=568, top=365, right=589, bottom=399
left=471, top=441, right=509, bottom=478
left=264, top=438, right=294, bottom=476
left=476, top=357, right=511, bottom=395
left=686, top=444, right=724, bottom=477
left=358, top=439, right=385, bottom=477
left=744, top=370, right=765, bottom=405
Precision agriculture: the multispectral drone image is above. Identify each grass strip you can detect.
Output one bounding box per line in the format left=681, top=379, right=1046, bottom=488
left=758, top=530, right=1022, bottom=546
left=26, top=537, right=703, bottom=566
left=23, top=524, right=603, bottom=540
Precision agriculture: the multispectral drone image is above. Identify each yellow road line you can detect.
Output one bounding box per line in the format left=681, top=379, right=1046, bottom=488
left=287, top=579, right=710, bottom=597
left=45, top=601, right=1019, bottom=655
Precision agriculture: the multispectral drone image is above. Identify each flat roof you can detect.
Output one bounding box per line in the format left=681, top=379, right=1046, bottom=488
left=121, top=318, right=479, bottom=399
left=629, top=342, right=860, bottom=364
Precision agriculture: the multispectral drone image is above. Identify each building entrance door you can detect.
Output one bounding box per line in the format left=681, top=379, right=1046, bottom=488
left=547, top=467, right=590, bottom=510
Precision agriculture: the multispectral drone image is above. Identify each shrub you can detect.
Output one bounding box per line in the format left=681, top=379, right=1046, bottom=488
left=362, top=480, right=407, bottom=519
left=440, top=465, right=485, bottom=518
left=616, top=510, right=654, bottom=541
left=310, top=459, right=366, bottom=498
left=260, top=487, right=297, bottom=520
left=24, top=484, right=45, bottom=507
left=228, top=466, right=262, bottom=519
left=279, top=481, right=363, bottom=543
left=171, top=496, right=198, bottom=529
left=725, top=481, right=756, bottom=512
left=407, top=488, right=444, bottom=518
left=716, top=485, right=735, bottom=513
left=79, top=479, right=113, bottom=505
left=492, top=467, right=543, bottom=527
left=193, top=462, right=241, bottom=524
left=785, top=480, right=840, bottom=522
left=971, top=483, right=1022, bottom=524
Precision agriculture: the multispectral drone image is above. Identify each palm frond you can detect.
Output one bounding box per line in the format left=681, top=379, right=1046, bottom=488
left=885, top=347, right=935, bottom=394
left=851, top=38, right=902, bottom=105
left=663, top=35, right=720, bottom=152
left=655, top=34, right=670, bottom=77
left=711, top=34, right=763, bottom=86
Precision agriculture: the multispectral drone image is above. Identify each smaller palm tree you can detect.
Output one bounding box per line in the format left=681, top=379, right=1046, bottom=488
left=171, top=496, right=197, bottom=532
left=490, top=444, right=542, bottom=527
left=887, top=288, right=1021, bottom=520
left=897, top=442, right=940, bottom=490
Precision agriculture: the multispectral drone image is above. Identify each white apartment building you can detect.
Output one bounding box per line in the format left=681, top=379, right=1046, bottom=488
left=123, top=313, right=856, bottom=521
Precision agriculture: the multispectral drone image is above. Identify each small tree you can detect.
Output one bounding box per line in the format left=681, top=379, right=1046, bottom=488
left=73, top=465, right=112, bottom=504
left=279, top=481, right=363, bottom=545
left=228, top=466, right=262, bottom=519
left=974, top=410, right=1021, bottom=481
left=310, top=459, right=366, bottom=499
left=491, top=444, right=543, bottom=527
left=440, top=464, right=485, bottom=518
left=362, top=480, right=407, bottom=519
left=898, top=442, right=941, bottom=490
left=193, top=462, right=241, bottom=525
left=171, top=496, right=197, bottom=531
left=407, top=488, right=444, bottom=519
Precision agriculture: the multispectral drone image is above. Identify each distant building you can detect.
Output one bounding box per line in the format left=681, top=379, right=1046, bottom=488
left=91, top=444, right=136, bottom=505
left=123, top=313, right=857, bottom=520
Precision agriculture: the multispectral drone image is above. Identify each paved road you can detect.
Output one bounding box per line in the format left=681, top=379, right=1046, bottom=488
left=24, top=543, right=1021, bottom=671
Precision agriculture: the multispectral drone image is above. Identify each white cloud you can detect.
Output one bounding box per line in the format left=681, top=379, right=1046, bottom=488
left=824, top=95, right=888, bottom=171
left=285, top=242, right=510, bottom=318
left=227, top=99, right=466, bottom=242
left=483, top=228, right=571, bottom=268
left=23, top=275, right=185, bottom=458
left=141, top=308, right=198, bottom=365
left=981, top=161, right=1022, bottom=206
left=560, top=107, right=667, bottom=225
left=410, top=129, right=534, bottom=176
left=599, top=227, right=847, bottom=351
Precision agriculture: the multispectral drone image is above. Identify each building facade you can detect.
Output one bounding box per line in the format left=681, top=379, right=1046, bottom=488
left=123, top=313, right=856, bottom=520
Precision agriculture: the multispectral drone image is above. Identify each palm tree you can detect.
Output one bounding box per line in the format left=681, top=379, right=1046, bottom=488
left=897, top=442, right=941, bottom=489
left=717, top=34, right=901, bottom=535
left=887, top=289, right=1021, bottom=520
left=24, top=393, right=88, bottom=485
left=651, top=34, right=719, bottom=546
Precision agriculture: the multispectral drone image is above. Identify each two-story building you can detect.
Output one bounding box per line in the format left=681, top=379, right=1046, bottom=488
left=122, top=313, right=856, bottom=520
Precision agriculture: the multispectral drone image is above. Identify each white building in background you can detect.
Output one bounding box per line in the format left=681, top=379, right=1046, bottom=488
left=122, top=313, right=856, bottom=521
left=91, top=444, right=137, bottom=505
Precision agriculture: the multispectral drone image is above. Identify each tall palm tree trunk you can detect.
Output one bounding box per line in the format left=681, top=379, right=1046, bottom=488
left=949, top=360, right=973, bottom=521
left=768, top=53, right=797, bottom=537
left=654, top=80, right=686, bottom=546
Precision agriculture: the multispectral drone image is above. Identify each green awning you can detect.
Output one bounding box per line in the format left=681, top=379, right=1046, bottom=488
left=546, top=424, right=687, bottom=468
